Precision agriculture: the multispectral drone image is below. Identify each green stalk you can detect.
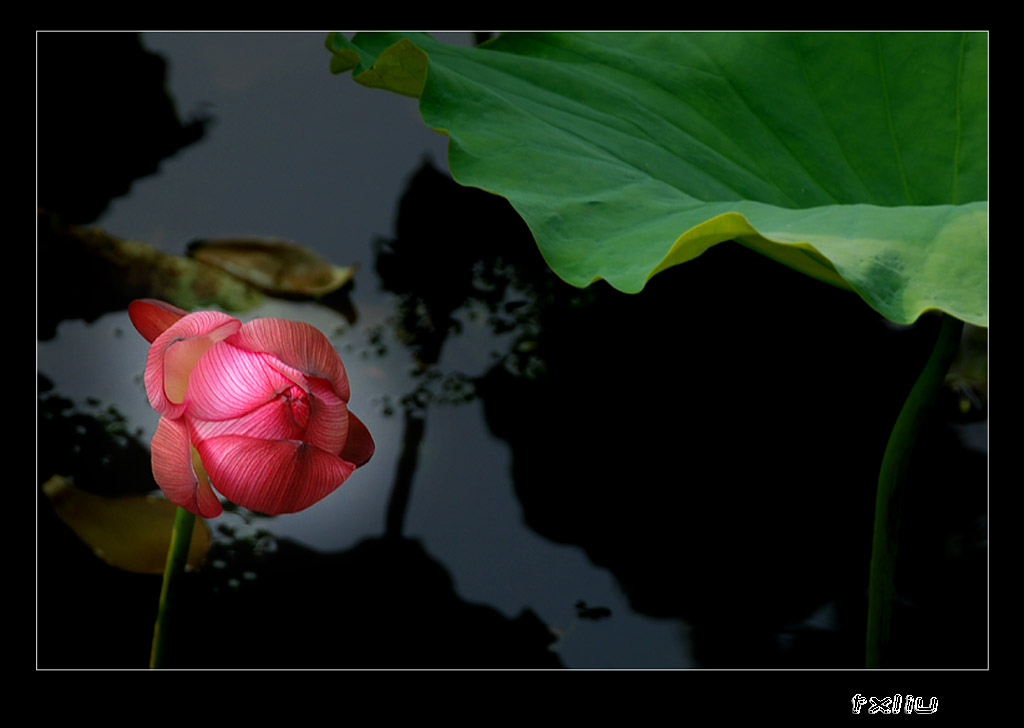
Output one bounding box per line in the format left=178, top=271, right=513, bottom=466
left=865, top=313, right=963, bottom=668
left=150, top=506, right=196, bottom=669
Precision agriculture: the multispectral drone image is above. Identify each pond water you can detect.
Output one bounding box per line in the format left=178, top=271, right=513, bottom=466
left=36, top=32, right=987, bottom=670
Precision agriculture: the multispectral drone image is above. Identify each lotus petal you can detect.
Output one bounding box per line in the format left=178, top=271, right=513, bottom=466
left=145, top=311, right=241, bottom=419
left=341, top=411, right=375, bottom=467
left=228, top=318, right=350, bottom=402
left=150, top=416, right=223, bottom=518
left=185, top=341, right=292, bottom=422
left=195, top=435, right=356, bottom=515
left=128, top=298, right=189, bottom=343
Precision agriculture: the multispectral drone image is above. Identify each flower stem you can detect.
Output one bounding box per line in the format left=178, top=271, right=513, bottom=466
left=150, top=506, right=196, bottom=669
left=865, top=313, right=963, bottom=668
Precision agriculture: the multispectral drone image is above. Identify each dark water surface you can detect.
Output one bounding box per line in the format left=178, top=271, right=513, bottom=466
left=37, top=32, right=987, bottom=670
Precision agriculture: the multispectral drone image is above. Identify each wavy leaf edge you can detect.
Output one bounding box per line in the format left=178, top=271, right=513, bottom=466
left=327, top=32, right=988, bottom=328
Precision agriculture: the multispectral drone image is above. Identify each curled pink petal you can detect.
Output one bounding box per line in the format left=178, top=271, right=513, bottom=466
left=129, top=299, right=189, bottom=343
left=227, top=318, right=350, bottom=403
left=189, top=376, right=349, bottom=465
left=341, top=411, right=375, bottom=467
left=145, top=311, right=241, bottom=419
left=196, top=435, right=356, bottom=515
left=302, top=377, right=349, bottom=454
left=150, top=417, right=223, bottom=518
left=189, top=390, right=316, bottom=444
left=185, top=343, right=291, bottom=422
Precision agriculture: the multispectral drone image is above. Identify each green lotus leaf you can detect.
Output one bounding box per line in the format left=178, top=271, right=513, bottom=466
left=326, top=31, right=988, bottom=326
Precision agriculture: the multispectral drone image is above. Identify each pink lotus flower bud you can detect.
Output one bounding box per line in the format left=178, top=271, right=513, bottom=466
left=128, top=299, right=375, bottom=517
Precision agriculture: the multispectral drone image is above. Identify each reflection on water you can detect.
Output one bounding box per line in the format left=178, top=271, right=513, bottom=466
left=384, top=160, right=988, bottom=668
left=37, top=32, right=986, bottom=669
left=37, top=33, right=209, bottom=226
